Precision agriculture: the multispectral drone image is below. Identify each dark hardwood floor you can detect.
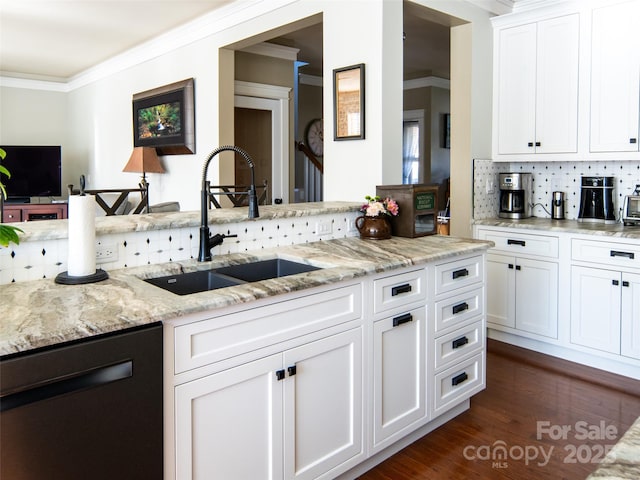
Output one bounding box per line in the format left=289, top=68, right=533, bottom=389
left=358, top=339, right=640, bottom=480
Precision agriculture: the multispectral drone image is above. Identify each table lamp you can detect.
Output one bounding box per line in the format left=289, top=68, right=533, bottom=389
left=122, top=147, right=165, bottom=189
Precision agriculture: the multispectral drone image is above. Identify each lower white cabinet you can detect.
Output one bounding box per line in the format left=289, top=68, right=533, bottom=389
left=486, top=253, right=558, bottom=339
left=167, top=255, right=489, bottom=480
left=571, top=266, right=640, bottom=359
left=175, top=328, right=363, bottom=480
left=372, top=306, right=426, bottom=450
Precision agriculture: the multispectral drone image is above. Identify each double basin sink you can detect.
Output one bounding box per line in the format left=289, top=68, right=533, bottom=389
left=145, top=259, right=321, bottom=295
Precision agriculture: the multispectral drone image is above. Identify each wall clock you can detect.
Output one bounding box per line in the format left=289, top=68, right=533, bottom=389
left=304, top=118, right=323, bottom=157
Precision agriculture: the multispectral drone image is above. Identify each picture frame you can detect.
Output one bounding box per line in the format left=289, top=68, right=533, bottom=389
left=132, top=78, right=195, bottom=155
left=333, top=64, right=365, bottom=140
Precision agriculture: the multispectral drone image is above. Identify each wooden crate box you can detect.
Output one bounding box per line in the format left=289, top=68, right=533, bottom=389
left=376, top=184, right=438, bottom=237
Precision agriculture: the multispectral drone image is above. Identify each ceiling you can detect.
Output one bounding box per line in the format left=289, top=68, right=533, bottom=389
left=0, top=0, right=513, bottom=83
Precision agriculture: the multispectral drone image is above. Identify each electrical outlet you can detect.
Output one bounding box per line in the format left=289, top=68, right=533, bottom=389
left=316, top=220, right=332, bottom=236
left=486, top=179, right=495, bottom=194
left=96, top=244, right=118, bottom=263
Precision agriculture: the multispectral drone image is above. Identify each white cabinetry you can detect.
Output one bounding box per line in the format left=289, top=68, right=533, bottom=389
left=590, top=0, right=640, bottom=153
left=493, top=13, right=579, bottom=158
left=168, top=284, right=364, bottom=480
left=371, top=268, right=427, bottom=452
left=165, top=253, right=490, bottom=480
left=431, top=255, right=486, bottom=417
left=476, top=228, right=559, bottom=339
left=571, top=238, right=640, bottom=360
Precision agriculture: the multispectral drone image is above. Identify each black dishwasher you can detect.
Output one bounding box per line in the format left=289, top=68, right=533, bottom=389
left=0, top=323, right=163, bottom=480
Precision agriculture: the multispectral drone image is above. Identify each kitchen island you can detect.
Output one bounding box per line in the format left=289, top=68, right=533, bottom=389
left=1, top=216, right=492, bottom=480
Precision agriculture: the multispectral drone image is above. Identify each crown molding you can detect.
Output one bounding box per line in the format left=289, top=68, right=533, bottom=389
left=299, top=73, right=322, bottom=87
left=404, top=76, right=450, bottom=91
left=240, top=42, right=299, bottom=61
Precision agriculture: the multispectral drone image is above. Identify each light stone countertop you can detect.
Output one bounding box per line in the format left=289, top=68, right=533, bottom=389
left=587, top=416, right=640, bottom=479
left=473, top=217, right=640, bottom=240
left=0, top=234, right=492, bottom=356
left=15, top=201, right=362, bottom=242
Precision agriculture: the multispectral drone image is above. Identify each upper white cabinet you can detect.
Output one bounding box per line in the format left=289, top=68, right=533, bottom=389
left=493, top=13, right=580, bottom=158
left=590, top=0, right=640, bottom=153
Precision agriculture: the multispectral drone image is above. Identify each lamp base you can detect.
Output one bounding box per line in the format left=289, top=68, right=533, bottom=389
left=55, top=269, right=109, bottom=285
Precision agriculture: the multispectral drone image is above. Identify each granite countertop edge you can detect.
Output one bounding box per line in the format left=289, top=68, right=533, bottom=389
left=0, top=235, right=492, bottom=356
left=473, top=217, right=640, bottom=240
left=15, top=201, right=362, bottom=242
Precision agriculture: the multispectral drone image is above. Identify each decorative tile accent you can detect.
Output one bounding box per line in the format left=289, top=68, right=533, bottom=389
left=0, top=211, right=360, bottom=285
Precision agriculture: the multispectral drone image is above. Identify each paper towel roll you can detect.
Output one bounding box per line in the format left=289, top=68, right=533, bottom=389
left=67, top=195, right=97, bottom=277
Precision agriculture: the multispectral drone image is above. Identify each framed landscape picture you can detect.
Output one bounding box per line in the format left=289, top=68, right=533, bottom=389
left=132, top=78, right=195, bottom=155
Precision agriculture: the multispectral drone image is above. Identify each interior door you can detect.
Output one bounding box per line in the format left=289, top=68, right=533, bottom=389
left=235, top=107, right=272, bottom=204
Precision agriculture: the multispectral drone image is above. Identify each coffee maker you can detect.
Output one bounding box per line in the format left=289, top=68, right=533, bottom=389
left=577, top=176, right=615, bottom=224
left=499, top=173, right=532, bottom=219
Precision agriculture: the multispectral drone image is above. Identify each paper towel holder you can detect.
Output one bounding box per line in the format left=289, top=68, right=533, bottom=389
left=55, top=269, right=109, bottom=285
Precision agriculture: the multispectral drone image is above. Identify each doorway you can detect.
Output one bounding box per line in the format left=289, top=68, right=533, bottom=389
left=234, top=107, right=272, bottom=204
left=234, top=82, right=290, bottom=204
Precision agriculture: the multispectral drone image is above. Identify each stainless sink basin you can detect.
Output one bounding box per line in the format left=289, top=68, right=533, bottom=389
left=214, top=258, right=320, bottom=282
left=144, top=270, right=242, bottom=296
left=144, top=259, right=321, bottom=295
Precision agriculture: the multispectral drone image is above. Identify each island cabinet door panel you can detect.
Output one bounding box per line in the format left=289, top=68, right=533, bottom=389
left=174, top=354, right=284, bottom=480
left=621, top=272, right=640, bottom=360
left=372, top=306, right=426, bottom=450
left=570, top=266, right=621, bottom=354
left=283, top=328, right=363, bottom=480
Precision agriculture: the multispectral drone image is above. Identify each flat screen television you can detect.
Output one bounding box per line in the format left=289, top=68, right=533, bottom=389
left=0, top=145, right=62, bottom=201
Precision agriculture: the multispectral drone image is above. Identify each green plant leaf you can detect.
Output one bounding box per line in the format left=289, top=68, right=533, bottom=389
left=0, top=225, right=23, bottom=247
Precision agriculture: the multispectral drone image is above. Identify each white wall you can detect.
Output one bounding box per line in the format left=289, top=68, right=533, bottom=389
left=0, top=0, right=494, bottom=218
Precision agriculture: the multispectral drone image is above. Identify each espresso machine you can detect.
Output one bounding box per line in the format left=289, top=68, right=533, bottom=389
left=499, top=173, right=532, bottom=219
left=577, top=176, right=615, bottom=224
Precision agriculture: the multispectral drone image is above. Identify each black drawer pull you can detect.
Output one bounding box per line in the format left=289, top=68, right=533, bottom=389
left=452, top=302, right=469, bottom=315
left=393, top=313, right=413, bottom=327
left=623, top=281, right=630, bottom=287
left=535, top=141, right=541, bottom=147
left=610, top=250, right=635, bottom=260
left=613, top=279, right=619, bottom=286
left=276, top=369, right=285, bottom=381
left=527, top=142, right=534, bottom=147
left=631, top=138, right=637, bottom=144
left=287, top=365, right=297, bottom=377
left=391, top=283, right=412, bottom=296
left=452, top=336, right=469, bottom=349
left=452, top=372, right=468, bottom=386
left=507, top=239, right=526, bottom=247
left=452, top=268, right=469, bottom=279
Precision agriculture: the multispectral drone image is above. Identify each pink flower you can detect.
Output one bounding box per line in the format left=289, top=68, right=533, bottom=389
left=360, top=195, right=400, bottom=217
left=386, top=198, right=399, bottom=216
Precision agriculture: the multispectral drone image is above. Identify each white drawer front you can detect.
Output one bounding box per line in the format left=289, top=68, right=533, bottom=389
left=435, top=255, right=483, bottom=295
left=174, top=284, right=362, bottom=374
left=434, top=353, right=485, bottom=414
left=434, top=320, right=484, bottom=371
left=373, top=268, right=427, bottom=314
left=572, top=238, right=640, bottom=269
left=434, top=286, right=484, bottom=333
left=477, top=229, right=559, bottom=258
